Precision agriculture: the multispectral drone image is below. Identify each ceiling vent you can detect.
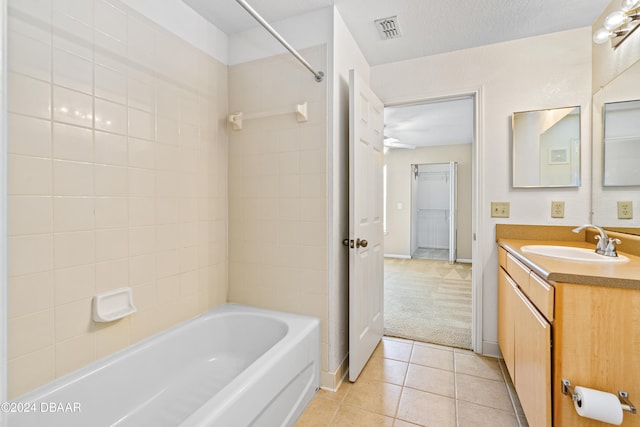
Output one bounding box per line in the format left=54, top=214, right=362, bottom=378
left=374, top=16, right=401, bottom=40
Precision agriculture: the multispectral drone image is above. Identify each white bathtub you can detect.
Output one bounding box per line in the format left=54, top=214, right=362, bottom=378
left=6, top=304, right=320, bottom=427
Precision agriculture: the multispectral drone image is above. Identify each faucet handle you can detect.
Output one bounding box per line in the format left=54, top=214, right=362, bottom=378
left=604, top=238, right=622, bottom=257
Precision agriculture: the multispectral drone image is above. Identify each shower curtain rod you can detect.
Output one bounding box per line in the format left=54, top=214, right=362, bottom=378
left=235, top=0, right=325, bottom=82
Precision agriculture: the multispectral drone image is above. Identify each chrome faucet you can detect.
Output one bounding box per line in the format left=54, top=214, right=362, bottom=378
left=572, top=224, right=621, bottom=257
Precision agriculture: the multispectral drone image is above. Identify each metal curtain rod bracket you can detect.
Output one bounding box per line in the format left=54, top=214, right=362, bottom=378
left=562, top=379, right=637, bottom=414
left=235, top=0, right=325, bottom=82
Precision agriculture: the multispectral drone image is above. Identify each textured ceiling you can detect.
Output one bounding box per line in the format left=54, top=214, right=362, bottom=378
left=183, top=0, right=609, bottom=149
left=184, top=0, right=609, bottom=65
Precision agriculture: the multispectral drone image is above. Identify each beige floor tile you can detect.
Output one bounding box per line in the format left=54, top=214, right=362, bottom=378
left=404, top=364, right=455, bottom=398
left=295, top=396, right=339, bottom=426
left=359, top=356, right=408, bottom=386
left=331, top=405, right=394, bottom=426
left=410, top=345, right=454, bottom=371
left=374, top=338, right=414, bottom=362
left=393, top=420, right=422, bottom=427
left=454, top=351, right=503, bottom=381
left=455, top=373, right=514, bottom=412
left=396, top=387, right=456, bottom=427
left=342, top=379, right=402, bottom=417
left=457, top=400, right=519, bottom=427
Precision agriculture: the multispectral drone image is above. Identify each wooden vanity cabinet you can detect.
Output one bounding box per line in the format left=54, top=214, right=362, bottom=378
left=499, top=243, right=640, bottom=427
left=498, top=248, right=552, bottom=427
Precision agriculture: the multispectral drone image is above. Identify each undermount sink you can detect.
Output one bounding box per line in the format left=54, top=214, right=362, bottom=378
left=520, top=245, right=629, bottom=263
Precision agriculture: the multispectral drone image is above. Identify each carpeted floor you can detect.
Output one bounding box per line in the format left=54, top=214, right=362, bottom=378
left=384, top=257, right=472, bottom=349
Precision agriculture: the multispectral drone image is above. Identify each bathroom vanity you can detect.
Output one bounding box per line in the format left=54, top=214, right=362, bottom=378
left=496, top=225, right=640, bottom=427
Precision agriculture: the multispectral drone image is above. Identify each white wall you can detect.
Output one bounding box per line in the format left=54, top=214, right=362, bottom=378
left=228, top=8, right=332, bottom=66
left=1, top=0, right=7, bottom=412
left=121, top=0, right=228, bottom=64
left=372, top=27, right=593, bottom=354
left=384, top=144, right=472, bottom=260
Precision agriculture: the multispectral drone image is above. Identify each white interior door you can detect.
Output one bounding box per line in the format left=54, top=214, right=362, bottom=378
left=449, top=161, right=458, bottom=264
left=348, top=69, right=384, bottom=382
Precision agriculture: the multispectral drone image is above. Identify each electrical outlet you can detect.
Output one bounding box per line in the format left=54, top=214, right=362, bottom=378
left=491, top=202, right=510, bottom=218
left=551, top=201, right=565, bottom=218
left=617, top=201, right=633, bottom=219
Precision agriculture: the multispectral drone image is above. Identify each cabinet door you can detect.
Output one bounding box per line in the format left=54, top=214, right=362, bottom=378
left=498, top=268, right=516, bottom=379
left=514, top=287, right=552, bottom=427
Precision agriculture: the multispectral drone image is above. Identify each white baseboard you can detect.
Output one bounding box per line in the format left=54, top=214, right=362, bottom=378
left=320, top=355, right=349, bottom=392
left=384, top=254, right=411, bottom=259
left=482, top=341, right=501, bottom=358
left=456, top=258, right=472, bottom=263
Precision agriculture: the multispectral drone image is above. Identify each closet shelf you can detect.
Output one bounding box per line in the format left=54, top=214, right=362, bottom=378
left=228, top=101, right=308, bottom=130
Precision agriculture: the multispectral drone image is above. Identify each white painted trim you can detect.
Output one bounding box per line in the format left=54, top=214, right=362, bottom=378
left=0, top=0, right=7, bottom=411
left=482, top=341, right=501, bottom=358
left=320, top=353, right=348, bottom=391
left=382, top=86, right=484, bottom=355
left=384, top=254, right=411, bottom=259
left=456, top=258, right=472, bottom=264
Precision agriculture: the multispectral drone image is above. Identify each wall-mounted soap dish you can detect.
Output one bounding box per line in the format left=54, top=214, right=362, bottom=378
left=92, top=287, right=137, bottom=322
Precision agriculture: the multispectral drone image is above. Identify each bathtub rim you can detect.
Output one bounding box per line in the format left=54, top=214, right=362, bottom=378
left=9, top=303, right=320, bottom=406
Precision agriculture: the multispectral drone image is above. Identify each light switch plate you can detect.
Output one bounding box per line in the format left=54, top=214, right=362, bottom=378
left=617, top=201, right=633, bottom=219
left=551, top=201, right=565, bottom=218
left=491, top=202, right=510, bottom=218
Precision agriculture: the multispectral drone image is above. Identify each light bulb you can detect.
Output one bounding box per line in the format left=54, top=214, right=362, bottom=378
left=621, top=0, right=640, bottom=12
left=603, top=10, right=629, bottom=30
left=593, top=27, right=612, bottom=44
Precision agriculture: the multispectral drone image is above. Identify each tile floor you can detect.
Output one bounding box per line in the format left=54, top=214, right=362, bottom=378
left=296, top=337, right=528, bottom=427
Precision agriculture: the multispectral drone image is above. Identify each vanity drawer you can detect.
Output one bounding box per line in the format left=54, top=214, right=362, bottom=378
left=498, top=247, right=508, bottom=269
left=506, top=252, right=531, bottom=294
left=529, top=273, right=554, bottom=322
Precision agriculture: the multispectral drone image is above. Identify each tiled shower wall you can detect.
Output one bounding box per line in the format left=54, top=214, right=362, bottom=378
left=227, top=46, right=329, bottom=376
left=6, top=0, right=228, bottom=398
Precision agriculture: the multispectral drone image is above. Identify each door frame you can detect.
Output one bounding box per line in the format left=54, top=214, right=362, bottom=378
left=383, top=88, right=483, bottom=353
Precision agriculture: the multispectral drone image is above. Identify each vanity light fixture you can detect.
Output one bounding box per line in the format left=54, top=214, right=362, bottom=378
left=593, top=0, right=640, bottom=48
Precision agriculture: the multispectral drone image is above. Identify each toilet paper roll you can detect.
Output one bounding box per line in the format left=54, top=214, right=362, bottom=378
left=574, top=386, right=623, bottom=425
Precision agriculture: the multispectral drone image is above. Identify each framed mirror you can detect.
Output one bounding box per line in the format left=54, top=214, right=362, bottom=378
left=512, top=106, right=581, bottom=188
left=603, top=99, right=640, bottom=186
left=592, top=59, right=640, bottom=235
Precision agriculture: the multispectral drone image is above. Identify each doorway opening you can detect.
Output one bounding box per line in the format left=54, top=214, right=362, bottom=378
left=383, top=95, right=474, bottom=349
left=410, top=162, right=457, bottom=262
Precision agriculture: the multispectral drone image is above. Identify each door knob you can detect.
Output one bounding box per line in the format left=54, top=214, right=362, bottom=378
left=356, top=238, right=368, bottom=248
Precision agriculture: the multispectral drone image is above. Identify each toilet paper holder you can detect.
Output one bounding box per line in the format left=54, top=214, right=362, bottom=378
left=562, top=379, right=637, bottom=414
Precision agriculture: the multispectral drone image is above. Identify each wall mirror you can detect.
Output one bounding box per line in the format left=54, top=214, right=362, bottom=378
left=512, top=106, right=581, bottom=188
left=603, top=99, right=640, bottom=186
left=592, top=59, right=640, bottom=235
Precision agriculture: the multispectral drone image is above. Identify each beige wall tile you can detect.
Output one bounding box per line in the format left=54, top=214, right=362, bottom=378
left=95, top=259, right=129, bottom=293
left=95, top=318, right=130, bottom=359
left=54, top=264, right=95, bottom=305
left=53, top=123, right=93, bottom=163
left=95, top=197, right=128, bottom=229
left=95, top=130, right=127, bottom=165
left=54, top=231, right=95, bottom=269
left=8, top=196, right=52, bottom=236
left=7, top=0, right=228, bottom=398
left=53, top=197, right=95, bottom=232
left=55, top=334, right=96, bottom=377
left=8, top=272, right=54, bottom=319
left=8, top=114, right=51, bottom=158
left=55, top=299, right=93, bottom=342
left=8, top=346, right=55, bottom=398
left=53, top=160, right=94, bottom=196
left=8, top=234, right=53, bottom=276
left=8, top=155, right=52, bottom=195
left=8, top=73, right=50, bottom=119
left=8, top=310, right=54, bottom=359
